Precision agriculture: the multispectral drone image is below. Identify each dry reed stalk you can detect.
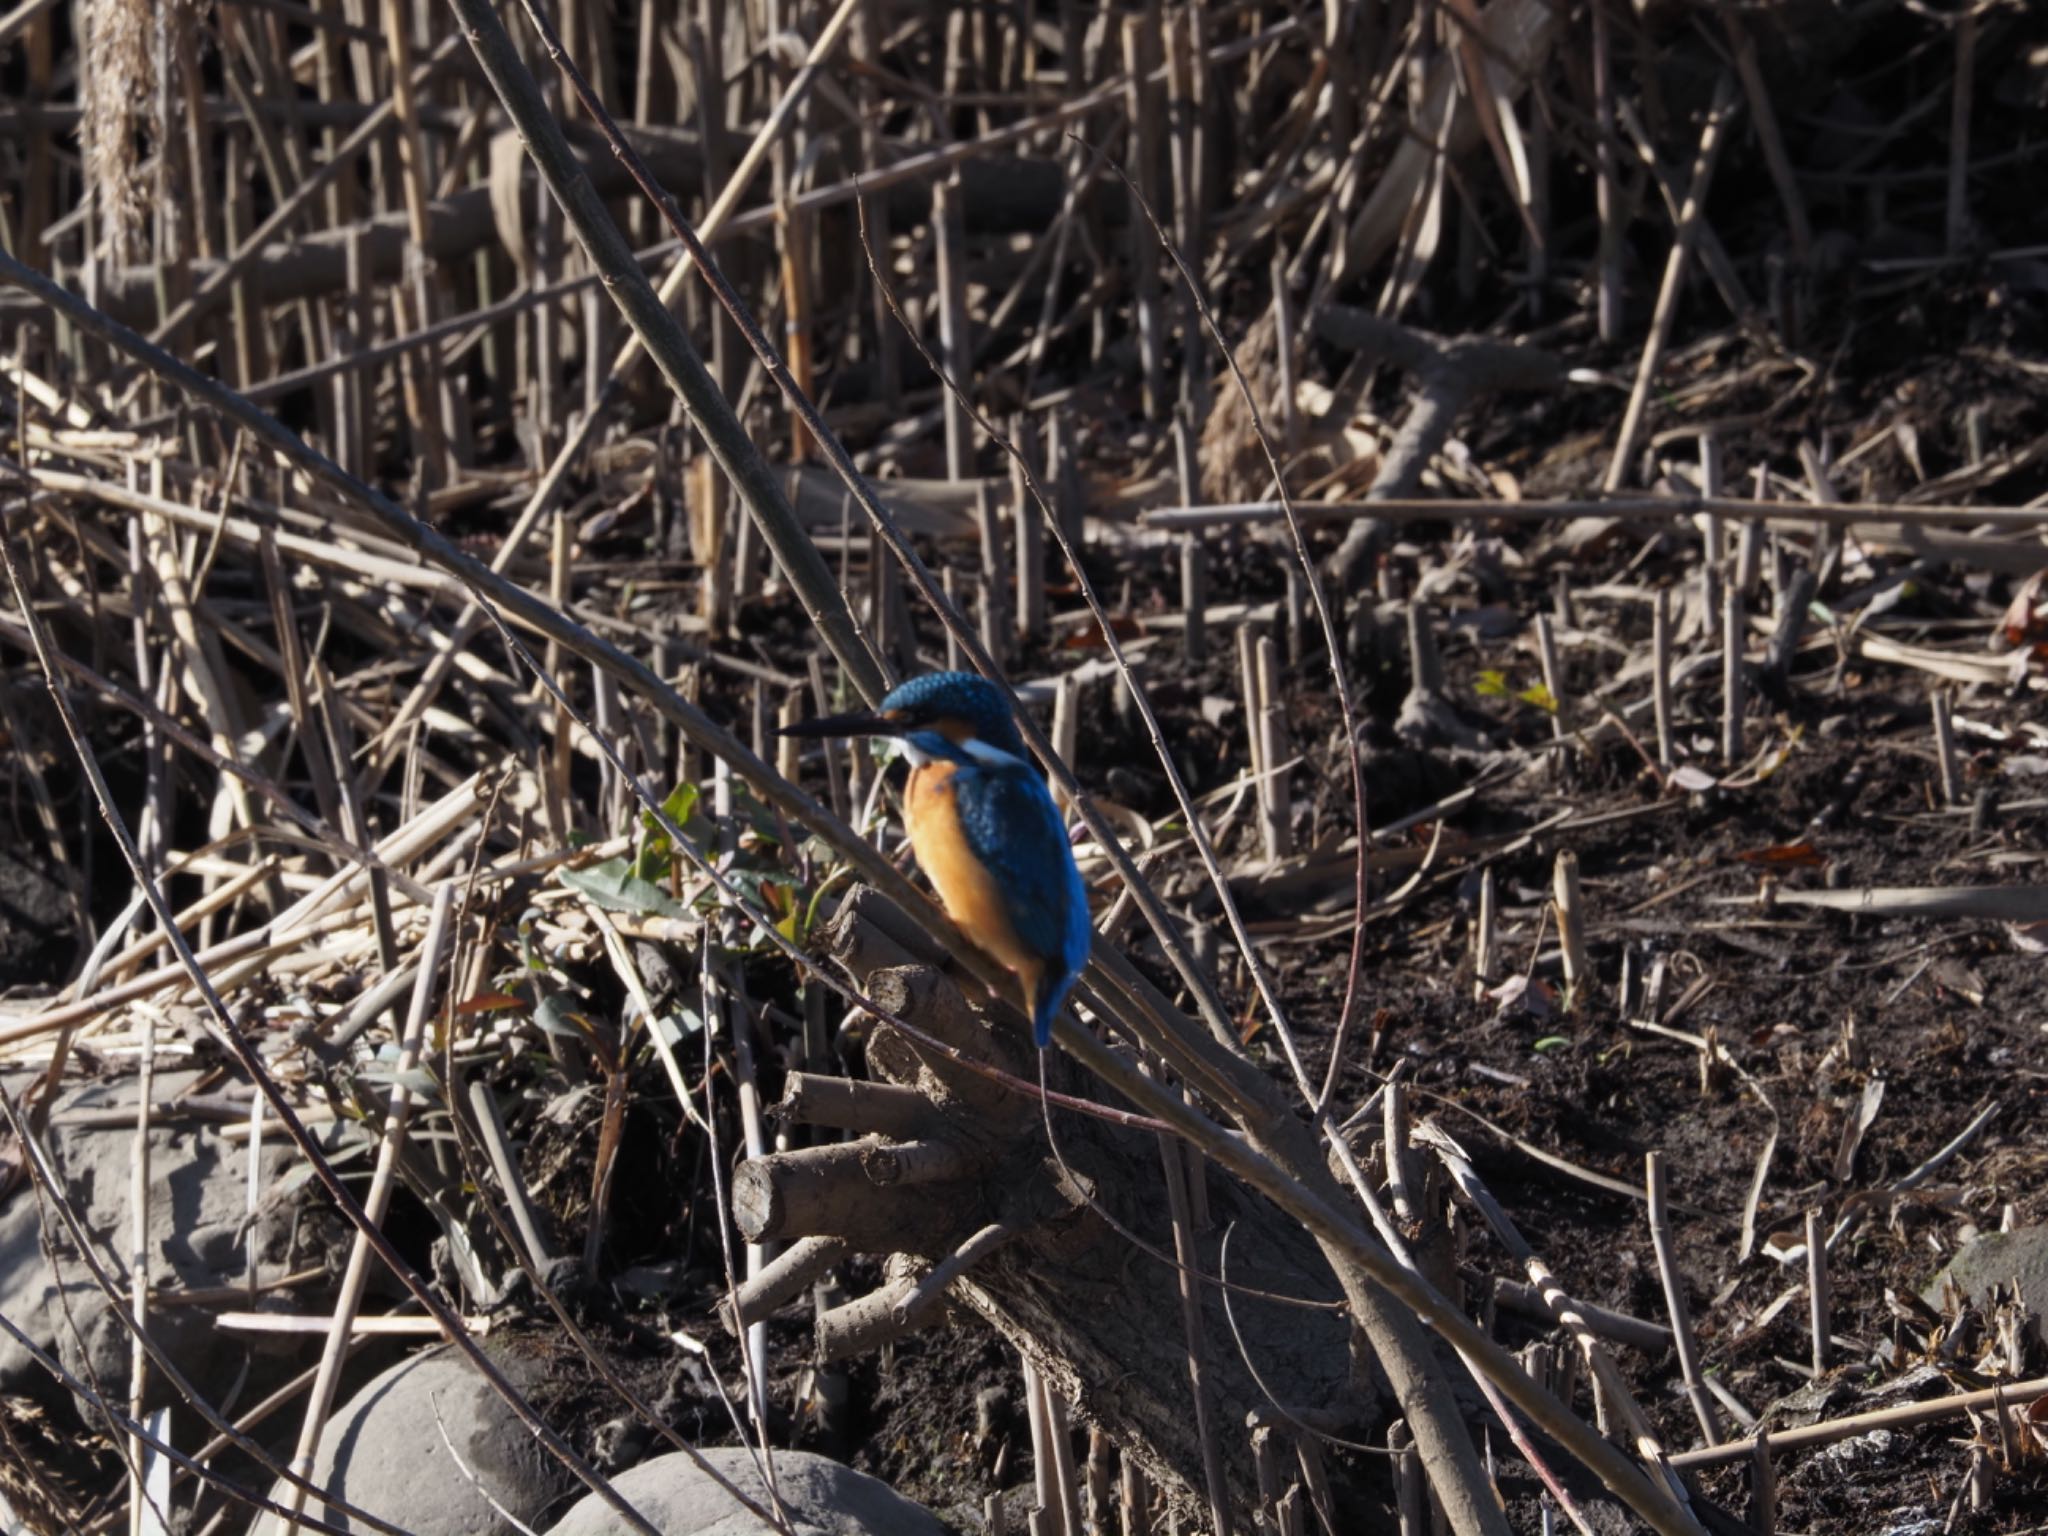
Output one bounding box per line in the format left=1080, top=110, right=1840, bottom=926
left=1603, top=77, right=1738, bottom=493
left=1651, top=587, right=1674, bottom=771
left=1805, top=1209, right=1831, bottom=1374
left=1553, top=850, right=1587, bottom=1006
left=277, top=886, right=457, bottom=1533
left=1157, top=1106, right=1234, bottom=1536
left=1932, top=688, right=1961, bottom=804
left=1721, top=585, right=1745, bottom=767
left=1644, top=1153, right=1720, bottom=1447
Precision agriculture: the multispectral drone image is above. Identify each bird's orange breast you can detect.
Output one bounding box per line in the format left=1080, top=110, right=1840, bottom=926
left=904, top=761, right=1044, bottom=1005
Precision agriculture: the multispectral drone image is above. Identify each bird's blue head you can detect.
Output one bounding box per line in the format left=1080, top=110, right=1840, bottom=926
left=779, top=671, right=1030, bottom=764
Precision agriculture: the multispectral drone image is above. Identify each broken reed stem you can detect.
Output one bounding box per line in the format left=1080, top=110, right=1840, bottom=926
left=1932, top=688, right=1960, bottom=804
left=1534, top=612, right=1566, bottom=774
left=1644, top=1152, right=1720, bottom=1447
left=1013, top=414, right=1046, bottom=641
left=1750, top=1429, right=1775, bottom=1536
left=1120, top=1458, right=1152, bottom=1536
left=1553, top=850, right=1587, bottom=1007
left=1651, top=587, right=1674, bottom=771
left=1697, top=432, right=1725, bottom=613
left=1383, top=1080, right=1417, bottom=1226
left=1173, top=410, right=1207, bottom=664
left=977, top=482, right=1009, bottom=663
left=1721, top=585, right=1745, bottom=768
left=1043, top=1387, right=1086, bottom=1536
left=1390, top=1420, right=1424, bottom=1536
left=1256, top=634, right=1292, bottom=863
left=1181, top=535, right=1209, bottom=667
left=1473, top=869, right=1497, bottom=997
left=933, top=173, right=975, bottom=482
left=1805, top=1209, right=1831, bottom=1374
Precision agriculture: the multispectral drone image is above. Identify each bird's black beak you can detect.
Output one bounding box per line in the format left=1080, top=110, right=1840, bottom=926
left=777, top=710, right=902, bottom=741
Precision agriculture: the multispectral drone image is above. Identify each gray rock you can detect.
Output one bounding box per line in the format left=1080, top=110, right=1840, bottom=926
left=543, top=1447, right=948, bottom=1536
left=0, top=1071, right=315, bottom=1420
left=1922, top=1226, right=2048, bottom=1343
left=270, top=1345, right=578, bottom=1535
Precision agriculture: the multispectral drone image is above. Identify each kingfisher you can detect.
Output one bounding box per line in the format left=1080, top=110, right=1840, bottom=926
left=783, top=672, right=1092, bottom=1048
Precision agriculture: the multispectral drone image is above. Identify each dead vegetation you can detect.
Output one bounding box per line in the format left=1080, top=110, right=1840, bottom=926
left=2, top=1, right=2048, bottom=1534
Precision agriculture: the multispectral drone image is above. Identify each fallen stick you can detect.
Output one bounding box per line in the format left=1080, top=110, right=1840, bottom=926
left=1716, top=886, right=2048, bottom=922
left=1668, top=1375, right=2048, bottom=1470
left=1141, top=494, right=2048, bottom=532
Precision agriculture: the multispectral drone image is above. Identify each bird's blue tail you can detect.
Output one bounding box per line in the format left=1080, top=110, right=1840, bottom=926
left=1031, top=971, right=1077, bottom=1049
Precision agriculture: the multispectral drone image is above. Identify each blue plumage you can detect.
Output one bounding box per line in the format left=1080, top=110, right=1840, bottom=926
left=902, top=727, right=1092, bottom=1046
left=877, top=672, right=1030, bottom=760
left=785, top=672, right=1094, bottom=1048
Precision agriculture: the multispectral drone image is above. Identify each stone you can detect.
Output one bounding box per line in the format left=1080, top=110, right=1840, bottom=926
left=270, top=1344, right=578, bottom=1535
left=542, top=1447, right=948, bottom=1536
left=1922, top=1226, right=2048, bottom=1344
left=0, top=1071, right=314, bottom=1421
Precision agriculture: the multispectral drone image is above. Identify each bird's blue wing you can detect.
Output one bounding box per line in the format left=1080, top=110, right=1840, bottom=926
left=951, top=752, right=1092, bottom=1041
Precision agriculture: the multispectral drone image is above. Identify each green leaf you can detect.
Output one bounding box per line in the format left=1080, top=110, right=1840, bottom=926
left=1474, top=670, right=1509, bottom=698
left=636, top=782, right=703, bottom=880
left=1516, top=683, right=1559, bottom=714
left=1532, top=1035, right=1571, bottom=1053
left=560, top=856, right=689, bottom=918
